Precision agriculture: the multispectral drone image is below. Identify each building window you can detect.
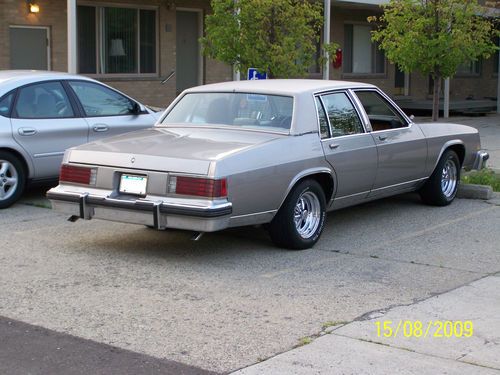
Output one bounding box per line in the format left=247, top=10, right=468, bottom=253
left=456, top=60, right=481, bottom=77
left=78, top=5, right=157, bottom=75
left=343, top=24, right=385, bottom=75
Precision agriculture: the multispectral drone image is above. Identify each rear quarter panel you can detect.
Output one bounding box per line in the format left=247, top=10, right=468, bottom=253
left=214, top=133, right=332, bottom=224
left=417, top=122, right=480, bottom=174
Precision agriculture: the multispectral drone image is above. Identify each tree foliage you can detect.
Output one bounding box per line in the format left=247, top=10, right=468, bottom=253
left=201, top=0, right=337, bottom=78
left=368, top=0, right=498, bottom=120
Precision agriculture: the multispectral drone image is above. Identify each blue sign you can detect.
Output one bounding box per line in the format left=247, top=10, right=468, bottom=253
left=247, top=68, right=267, bottom=80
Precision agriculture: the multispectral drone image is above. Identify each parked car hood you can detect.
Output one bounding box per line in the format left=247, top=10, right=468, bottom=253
left=67, top=126, right=285, bottom=175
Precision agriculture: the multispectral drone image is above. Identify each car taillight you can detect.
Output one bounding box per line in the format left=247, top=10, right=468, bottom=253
left=168, top=176, right=227, bottom=198
left=59, top=164, right=97, bottom=185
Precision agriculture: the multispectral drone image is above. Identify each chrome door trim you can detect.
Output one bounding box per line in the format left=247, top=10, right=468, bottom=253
left=333, top=190, right=370, bottom=200
left=370, top=177, right=428, bottom=193
left=231, top=209, right=278, bottom=219
left=33, top=151, right=65, bottom=158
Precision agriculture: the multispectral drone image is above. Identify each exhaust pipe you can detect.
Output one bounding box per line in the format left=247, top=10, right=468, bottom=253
left=191, top=232, right=204, bottom=241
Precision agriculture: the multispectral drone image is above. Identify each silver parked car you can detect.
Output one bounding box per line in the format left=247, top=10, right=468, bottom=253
left=0, top=70, right=161, bottom=208
left=48, top=80, right=489, bottom=249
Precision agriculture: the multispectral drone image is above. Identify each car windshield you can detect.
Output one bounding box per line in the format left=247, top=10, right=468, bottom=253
left=161, top=92, right=294, bottom=132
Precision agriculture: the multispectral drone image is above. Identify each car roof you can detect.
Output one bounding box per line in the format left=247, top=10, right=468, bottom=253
left=0, top=70, right=96, bottom=95
left=185, top=79, right=376, bottom=96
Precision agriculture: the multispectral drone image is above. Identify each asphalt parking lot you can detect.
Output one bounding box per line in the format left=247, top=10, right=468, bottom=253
left=1, top=189, right=499, bottom=373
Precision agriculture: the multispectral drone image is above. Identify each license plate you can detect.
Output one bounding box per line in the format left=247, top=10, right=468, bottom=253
left=119, top=174, right=147, bottom=195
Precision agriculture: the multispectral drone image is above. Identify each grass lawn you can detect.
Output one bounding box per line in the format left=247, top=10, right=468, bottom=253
left=462, top=169, right=500, bottom=192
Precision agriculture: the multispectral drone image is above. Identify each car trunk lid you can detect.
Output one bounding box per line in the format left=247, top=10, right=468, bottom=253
left=67, top=126, right=284, bottom=175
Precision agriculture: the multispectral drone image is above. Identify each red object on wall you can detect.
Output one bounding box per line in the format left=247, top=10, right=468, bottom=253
left=333, top=48, right=342, bottom=69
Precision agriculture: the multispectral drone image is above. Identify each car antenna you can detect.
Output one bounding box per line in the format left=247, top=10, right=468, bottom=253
left=161, top=70, right=175, bottom=84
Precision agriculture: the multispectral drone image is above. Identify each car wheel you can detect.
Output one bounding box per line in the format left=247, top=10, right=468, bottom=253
left=0, top=152, right=26, bottom=209
left=268, top=179, right=326, bottom=250
left=419, top=149, right=460, bottom=206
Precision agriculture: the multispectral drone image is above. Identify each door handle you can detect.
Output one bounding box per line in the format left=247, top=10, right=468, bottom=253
left=378, top=135, right=388, bottom=141
left=329, top=143, right=340, bottom=150
left=93, top=124, right=109, bottom=132
left=18, top=127, right=37, bottom=136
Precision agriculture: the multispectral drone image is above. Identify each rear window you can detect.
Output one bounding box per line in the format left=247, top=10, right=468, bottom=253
left=161, top=92, right=294, bottom=132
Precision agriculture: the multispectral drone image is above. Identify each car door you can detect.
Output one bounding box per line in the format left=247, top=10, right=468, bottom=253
left=353, top=89, right=427, bottom=197
left=316, top=92, right=378, bottom=209
left=66, top=80, right=156, bottom=142
left=11, top=81, right=89, bottom=179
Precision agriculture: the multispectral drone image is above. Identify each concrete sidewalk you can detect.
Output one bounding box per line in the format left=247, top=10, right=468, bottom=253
left=232, top=275, right=500, bottom=374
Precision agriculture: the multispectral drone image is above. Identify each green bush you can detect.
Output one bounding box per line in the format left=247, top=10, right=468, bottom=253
left=462, top=169, right=500, bottom=192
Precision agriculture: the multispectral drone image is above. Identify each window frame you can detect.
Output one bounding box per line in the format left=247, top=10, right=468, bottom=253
left=77, top=2, right=160, bottom=78
left=11, top=80, right=81, bottom=120
left=342, top=22, right=387, bottom=78
left=314, top=89, right=368, bottom=141
left=352, top=88, right=412, bottom=133
left=455, top=59, right=482, bottom=78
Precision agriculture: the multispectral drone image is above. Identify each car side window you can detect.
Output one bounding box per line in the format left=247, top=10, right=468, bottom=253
left=315, top=97, right=330, bottom=139
left=355, top=90, right=408, bottom=131
left=0, top=92, right=14, bottom=117
left=320, top=92, right=364, bottom=137
left=68, top=81, right=135, bottom=117
left=15, top=82, right=74, bottom=119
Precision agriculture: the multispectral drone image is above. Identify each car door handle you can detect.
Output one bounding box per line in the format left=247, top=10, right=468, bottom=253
left=329, top=143, right=340, bottom=149
left=18, top=127, right=37, bottom=136
left=93, top=124, right=109, bottom=132
left=378, top=135, right=388, bottom=141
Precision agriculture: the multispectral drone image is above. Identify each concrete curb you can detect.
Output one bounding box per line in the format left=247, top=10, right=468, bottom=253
left=457, top=183, right=493, bottom=200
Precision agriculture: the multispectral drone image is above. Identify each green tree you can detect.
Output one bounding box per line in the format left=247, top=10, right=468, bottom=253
left=369, top=0, right=498, bottom=121
left=201, top=0, right=337, bottom=78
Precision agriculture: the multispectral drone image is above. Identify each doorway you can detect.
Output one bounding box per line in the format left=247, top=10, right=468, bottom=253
left=176, top=10, right=202, bottom=95
left=10, top=26, right=50, bottom=70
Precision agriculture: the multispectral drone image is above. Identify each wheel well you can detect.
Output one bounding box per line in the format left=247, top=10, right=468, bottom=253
left=297, top=173, right=334, bottom=202
left=0, top=148, right=29, bottom=179
left=447, top=144, right=465, bottom=166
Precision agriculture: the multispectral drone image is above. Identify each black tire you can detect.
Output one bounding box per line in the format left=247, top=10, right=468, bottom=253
left=268, top=179, right=326, bottom=250
left=0, top=151, right=26, bottom=209
left=419, top=150, right=460, bottom=206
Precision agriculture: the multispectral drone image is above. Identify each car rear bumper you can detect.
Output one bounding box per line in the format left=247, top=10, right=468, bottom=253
left=47, top=187, right=232, bottom=232
left=472, top=151, right=489, bottom=170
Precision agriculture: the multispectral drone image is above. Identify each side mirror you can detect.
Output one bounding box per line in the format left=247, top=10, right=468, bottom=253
left=409, top=114, right=415, bottom=121
left=131, top=102, right=145, bottom=115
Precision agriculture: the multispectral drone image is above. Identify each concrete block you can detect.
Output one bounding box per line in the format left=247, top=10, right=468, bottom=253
left=457, top=184, right=493, bottom=200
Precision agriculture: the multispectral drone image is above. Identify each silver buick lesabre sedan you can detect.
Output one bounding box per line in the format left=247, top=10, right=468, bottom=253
left=0, top=70, right=161, bottom=208
left=48, top=80, right=489, bottom=249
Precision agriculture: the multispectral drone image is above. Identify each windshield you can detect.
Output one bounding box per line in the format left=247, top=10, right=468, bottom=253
left=161, top=92, right=294, bottom=132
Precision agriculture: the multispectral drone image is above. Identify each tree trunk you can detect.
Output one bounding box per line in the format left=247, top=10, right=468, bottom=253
left=432, top=75, right=441, bottom=122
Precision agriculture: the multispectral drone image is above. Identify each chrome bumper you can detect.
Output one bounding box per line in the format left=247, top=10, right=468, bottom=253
left=47, top=188, right=232, bottom=232
left=472, top=151, right=489, bottom=170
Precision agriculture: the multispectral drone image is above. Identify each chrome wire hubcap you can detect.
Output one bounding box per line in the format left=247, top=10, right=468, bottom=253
left=441, top=159, right=457, bottom=198
left=0, top=160, right=18, bottom=201
left=293, top=191, right=321, bottom=239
